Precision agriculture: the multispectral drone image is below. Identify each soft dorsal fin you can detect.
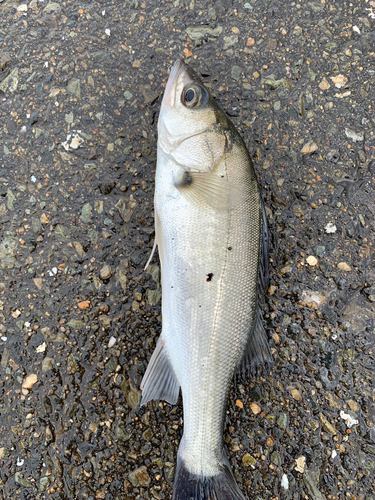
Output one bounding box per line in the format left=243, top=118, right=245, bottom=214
left=236, top=200, right=272, bottom=376
left=140, top=336, right=180, bottom=406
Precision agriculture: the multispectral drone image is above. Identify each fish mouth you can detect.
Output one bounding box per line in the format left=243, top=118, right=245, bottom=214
left=162, top=59, right=202, bottom=110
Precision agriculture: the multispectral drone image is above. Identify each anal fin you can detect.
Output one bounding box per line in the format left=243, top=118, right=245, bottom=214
left=140, top=336, right=180, bottom=405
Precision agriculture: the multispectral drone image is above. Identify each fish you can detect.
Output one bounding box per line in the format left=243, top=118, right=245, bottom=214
left=141, top=59, right=272, bottom=500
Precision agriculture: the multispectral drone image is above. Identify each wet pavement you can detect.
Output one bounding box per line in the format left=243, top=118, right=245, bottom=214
left=0, top=0, right=374, bottom=499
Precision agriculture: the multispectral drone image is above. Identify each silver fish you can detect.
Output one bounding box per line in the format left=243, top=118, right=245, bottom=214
left=141, top=59, right=272, bottom=500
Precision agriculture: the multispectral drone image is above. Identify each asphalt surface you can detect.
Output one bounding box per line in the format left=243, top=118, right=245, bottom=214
left=0, top=0, right=374, bottom=499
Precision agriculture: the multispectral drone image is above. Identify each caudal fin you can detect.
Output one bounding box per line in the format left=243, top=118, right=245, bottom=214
left=172, top=454, right=247, bottom=500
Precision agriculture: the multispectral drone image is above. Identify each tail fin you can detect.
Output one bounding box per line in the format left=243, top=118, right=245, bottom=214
left=172, top=454, right=247, bottom=500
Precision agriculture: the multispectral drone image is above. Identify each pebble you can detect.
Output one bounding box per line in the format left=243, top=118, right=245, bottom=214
left=337, top=262, right=351, bottom=271
left=319, top=77, right=330, bottom=90
left=281, top=474, right=289, bottom=489
left=301, top=141, right=318, bottom=154
left=78, top=300, right=90, bottom=310
left=108, top=336, right=116, bottom=348
left=22, top=373, right=38, bottom=390
left=100, top=264, right=111, bottom=279
left=250, top=402, right=261, bottom=414
left=299, top=290, right=327, bottom=310
left=128, top=466, right=151, bottom=487
left=320, top=414, right=338, bottom=435
left=325, top=222, right=337, bottom=233
left=231, top=65, right=242, bottom=81
left=288, top=387, right=302, bottom=401
left=242, top=454, right=256, bottom=467
left=223, top=35, right=238, bottom=50
left=306, top=255, right=318, bottom=266
left=340, top=410, right=359, bottom=428
left=295, top=456, right=306, bottom=473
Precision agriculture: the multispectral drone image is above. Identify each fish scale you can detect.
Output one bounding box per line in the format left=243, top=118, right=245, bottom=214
left=141, top=59, right=272, bottom=500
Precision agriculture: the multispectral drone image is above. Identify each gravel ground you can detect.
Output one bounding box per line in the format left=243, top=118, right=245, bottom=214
left=0, top=0, right=375, bottom=499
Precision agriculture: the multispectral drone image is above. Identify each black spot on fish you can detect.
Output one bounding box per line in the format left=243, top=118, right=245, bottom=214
left=206, top=273, right=214, bottom=282
left=228, top=247, right=232, bottom=251
left=178, top=171, right=193, bottom=187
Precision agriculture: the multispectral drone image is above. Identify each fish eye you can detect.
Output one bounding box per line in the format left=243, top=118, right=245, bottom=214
left=182, top=84, right=208, bottom=109
left=185, top=88, right=196, bottom=103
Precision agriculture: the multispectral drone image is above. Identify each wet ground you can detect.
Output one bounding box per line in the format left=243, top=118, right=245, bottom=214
left=0, top=0, right=375, bottom=499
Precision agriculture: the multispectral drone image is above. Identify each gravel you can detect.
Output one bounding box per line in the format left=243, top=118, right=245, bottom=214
left=0, top=0, right=374, bottom=499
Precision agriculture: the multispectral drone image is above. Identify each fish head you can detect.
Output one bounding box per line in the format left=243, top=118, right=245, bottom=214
left=158, top=59, right=230, bottom=171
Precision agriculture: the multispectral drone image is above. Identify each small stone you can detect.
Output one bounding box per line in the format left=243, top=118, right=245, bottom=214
left=186, top=25, right=223, bottom=40
left=132, top=60, right=141, bottom=68
left=330, top=75, right=348, bottom=88
left=246, top=37, right=255, bottom=46
left=271, top=451, right=282, bottom=466
left=337, top=262, right=351, bottom=271
left=250, top=402, right=261, bottom=415
left=236, top=399, right=243, bottom=408
left=303, top=469, right=326, bottom=500
left=340, top=410, right=359, bottom=428
left=345, top=128, right=364, bottom=142
left=319, top=77, right=330, bottom=90
left=325, top=222, right=337, bottom=233
left=78, top=300, right=90, bottom=310
left=231, top=65, right=242, bottom=81
left=108, top=336, right=116, bottom=348
left=288, top=387, right=302, bottom=401
left=129, top=466, right=151, bottom=487
left=299, top=290, right=327, bottom=310
left=100, top=264, right=111, bottom=280
left=22, top=373, right=38, bottom=390
left=80, top=203, right=92, bottom=223
left=306, top=255, right=318, bottom=266
left=320, top=414, right=338, bottom=435
left=268, top=285, right=277, bottom=295
left=124, top=91, right=133, bottom=100
left=347, top=399, right=359, bottom=412
left=294, top=205, right=304, bottom=217
left=295, top=456, right=306, bottom=473
left=301, top=141, right=318, bottom=154
left=67, top=78, right=81, bottom=99
left=281, top=474, right=289, bottom=490
left=242, top=454, right=256, bottom=467
left=277, top=413, right=288, bottom=429
left=42, top=357, right=53, bottom=372
left=280, top=265, right=292, bottom=275
left=223, top=35, right=238, bottom=50
left=99, top=315, right=111, bottom=329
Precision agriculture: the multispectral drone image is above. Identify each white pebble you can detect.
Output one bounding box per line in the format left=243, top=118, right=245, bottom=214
left=332, top=450, right=337, bottom=459
left=105, top=29, right=111, bottom=36
left=352, top=26, right=361, bottom=34
left=17, top=457, right=24, bottom=466
left=325, top=222, right=337, bottom=233
left=340, top=410, right=358, bottom=428
left=281, top=474, right=289, bottom=489
left=108, top=336, right=116, bottom=348
left=1, top=337, right=7, bottom=342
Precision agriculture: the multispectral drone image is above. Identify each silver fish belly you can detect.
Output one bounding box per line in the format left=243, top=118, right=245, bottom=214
left=141, top=59, right=272, bottom=500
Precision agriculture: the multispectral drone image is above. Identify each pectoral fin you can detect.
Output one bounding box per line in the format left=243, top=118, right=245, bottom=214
left=174, top=171, right=242, bottom=211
